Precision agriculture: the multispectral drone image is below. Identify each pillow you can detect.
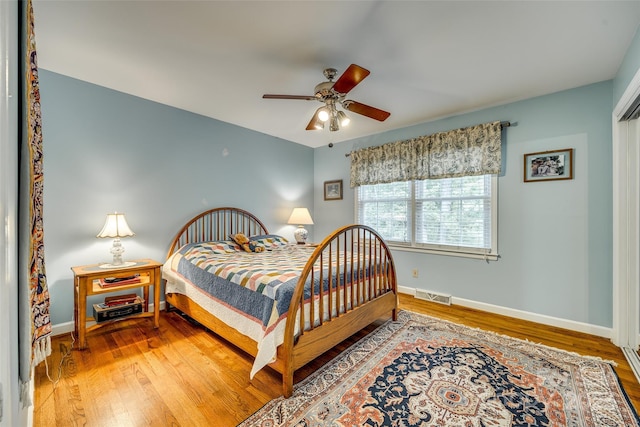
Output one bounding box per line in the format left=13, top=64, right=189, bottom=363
left=249, top=234, right=289, bottom=250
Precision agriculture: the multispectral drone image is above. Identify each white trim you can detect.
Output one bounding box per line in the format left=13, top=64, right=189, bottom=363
left=53, top=290, right=618, bottom=357
left=390, top=245, right=499, bottom=261
left=398, top=287, right=611, bottom=339
left=398, top=285, right=418, bottom=296
left=612, top=66, right=640, bottom=350
left=51, top=321, right=75, bottom=337
left=614, top=69, right=640, bottom=118
left=611, top=117, right=629, bottom=346
left=0, top=1, right=19, bottom=425
left=56, top=290, right=613, bottom=341
left=356, top=175, right=498, bottom=260
left=452, top=297, right=611, bottom=339
left=622, top=347, right=640, bottom=385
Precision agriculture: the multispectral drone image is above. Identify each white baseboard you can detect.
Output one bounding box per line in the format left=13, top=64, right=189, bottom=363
left=51, top=301, right=166, bottom=337
left=53, top=293, right=615, bottom=342
left=398, top=285, right=612, bottom=339
left=622, top=347, right=640, bottom=384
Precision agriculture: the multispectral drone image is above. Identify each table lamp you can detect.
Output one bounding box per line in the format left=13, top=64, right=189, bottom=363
left=287, top=207, right=314, bottom=244
left=97, top=212, right=135, bottom=268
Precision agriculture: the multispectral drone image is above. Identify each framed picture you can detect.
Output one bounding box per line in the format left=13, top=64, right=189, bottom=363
left=524, top=148, right=574, bottom=182
left=324, top=179, right=343, bottom=200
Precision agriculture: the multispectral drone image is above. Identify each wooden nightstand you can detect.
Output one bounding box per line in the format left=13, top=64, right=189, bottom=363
left=71, top=258, right=162, bottom=349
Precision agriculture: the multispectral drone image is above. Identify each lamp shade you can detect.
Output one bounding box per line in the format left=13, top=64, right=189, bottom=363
left=97, top=212, right=135, bottom=238
left=287, top=208, right=314, bottom=225
left=288, top=208, right=313, bottom=244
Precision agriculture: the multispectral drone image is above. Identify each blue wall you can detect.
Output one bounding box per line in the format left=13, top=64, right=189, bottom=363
left=39, top=70, right=314, bottom=325
left=39, top=72, right=620, bottom=330
left=314, top=81, right=613, bottom=327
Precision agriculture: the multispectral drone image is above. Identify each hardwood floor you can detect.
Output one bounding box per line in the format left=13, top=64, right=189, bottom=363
left=34, top=294, right=640, bottom=426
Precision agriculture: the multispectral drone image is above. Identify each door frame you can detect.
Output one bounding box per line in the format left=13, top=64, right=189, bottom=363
left=612, top=67, right=640, bottom=382
left=0, top=0, right=20, bottom=425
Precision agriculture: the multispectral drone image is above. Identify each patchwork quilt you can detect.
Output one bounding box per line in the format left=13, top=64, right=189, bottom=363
left=162, top=235, right=359, bottom=377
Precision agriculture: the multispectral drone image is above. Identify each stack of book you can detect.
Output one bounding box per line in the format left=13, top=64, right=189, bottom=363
left=101, top=293, right=139, bottom=308
left=98, top=274, right=141, bottom=288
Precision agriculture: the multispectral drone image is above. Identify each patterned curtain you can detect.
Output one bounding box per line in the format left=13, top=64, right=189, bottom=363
left=350, top=121, right=502, bottom=187
left=20, top=0, right=51, bottom=401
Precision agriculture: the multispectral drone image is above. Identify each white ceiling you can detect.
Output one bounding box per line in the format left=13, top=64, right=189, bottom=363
left=32, top=1, right=640, bottom=148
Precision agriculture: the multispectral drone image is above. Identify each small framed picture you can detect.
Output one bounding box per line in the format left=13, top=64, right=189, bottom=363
left=324, top=179, right=343, bottom=200
left=524, top=149, right=574, bottom=182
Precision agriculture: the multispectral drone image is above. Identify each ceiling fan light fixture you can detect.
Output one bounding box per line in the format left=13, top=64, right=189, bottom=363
left=337, top=110, right=350, bottom=127
left=317, top=107, right=330, bottom=122
left=264, top=64, right=390, bottom=132
left=330, top=116, right=340, bottom=132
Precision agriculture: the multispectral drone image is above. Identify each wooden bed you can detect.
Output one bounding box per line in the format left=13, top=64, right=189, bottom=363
left=163, top=207, right=397, bottom=397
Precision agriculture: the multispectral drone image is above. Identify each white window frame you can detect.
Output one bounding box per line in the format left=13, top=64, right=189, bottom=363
left=355, top=175, right=499, bottom=261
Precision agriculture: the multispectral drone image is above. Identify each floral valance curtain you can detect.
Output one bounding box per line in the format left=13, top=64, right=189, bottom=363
left=350, top=121, right=502, bottom=187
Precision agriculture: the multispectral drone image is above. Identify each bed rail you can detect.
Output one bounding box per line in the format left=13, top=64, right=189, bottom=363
left=166, top=207, right=269, bottom=259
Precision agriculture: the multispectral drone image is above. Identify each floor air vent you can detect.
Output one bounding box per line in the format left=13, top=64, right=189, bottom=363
left=415, top=289, right=451, bottom=305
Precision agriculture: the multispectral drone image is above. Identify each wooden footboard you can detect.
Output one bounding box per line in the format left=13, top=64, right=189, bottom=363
left=164, top=209, right=397, bottom=398
left=280, top=224, right=398, bottom=396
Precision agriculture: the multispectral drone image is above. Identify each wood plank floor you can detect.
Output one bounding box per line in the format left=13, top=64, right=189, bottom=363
left=34, top=294, right=640, bottom=426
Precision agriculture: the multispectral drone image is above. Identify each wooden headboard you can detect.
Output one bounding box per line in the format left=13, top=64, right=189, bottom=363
left=166, top=207, right=269, bottom=259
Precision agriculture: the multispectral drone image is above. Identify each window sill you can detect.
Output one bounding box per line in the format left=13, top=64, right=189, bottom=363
left=388, top=244, right=500, bottom=261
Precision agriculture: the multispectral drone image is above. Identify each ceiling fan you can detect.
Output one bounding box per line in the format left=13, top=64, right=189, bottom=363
left=262, top=64, right=390, bottom=132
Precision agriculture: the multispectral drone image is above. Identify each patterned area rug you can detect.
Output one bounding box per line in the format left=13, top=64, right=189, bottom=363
left=240, top=311, right=640, bottom=426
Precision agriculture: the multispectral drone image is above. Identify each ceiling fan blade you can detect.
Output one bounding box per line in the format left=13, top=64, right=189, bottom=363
left=263, top=94, right=317, bottom=101
left=331, top=64, right=370, bottom=94
left=343, top=100, right=390, bottom=121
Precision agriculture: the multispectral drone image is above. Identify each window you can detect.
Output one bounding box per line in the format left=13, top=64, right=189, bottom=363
left=356, top=175, right=498, bottom=259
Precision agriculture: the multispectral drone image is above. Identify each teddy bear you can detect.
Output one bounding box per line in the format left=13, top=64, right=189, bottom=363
left=230, top=233, right=265, bottom=253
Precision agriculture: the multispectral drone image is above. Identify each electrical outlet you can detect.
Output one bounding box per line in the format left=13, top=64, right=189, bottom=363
left=412, top=269, right=418, bottom=278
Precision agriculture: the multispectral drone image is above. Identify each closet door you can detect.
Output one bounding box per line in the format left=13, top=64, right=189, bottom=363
left=629, top=117, right=640, bottom=352
left=631, top=117, right=640, bottom=354
left=613, top=109, right=640, bottom=380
